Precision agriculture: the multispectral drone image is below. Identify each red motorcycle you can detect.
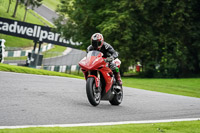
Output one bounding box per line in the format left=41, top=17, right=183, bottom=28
left=79, top=50, right=123, bottom=106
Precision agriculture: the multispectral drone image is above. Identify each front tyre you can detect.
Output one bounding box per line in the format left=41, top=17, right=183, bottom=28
left=109, top=86, right=123, bottom=105
left=86, top=77, right=101, bottom=106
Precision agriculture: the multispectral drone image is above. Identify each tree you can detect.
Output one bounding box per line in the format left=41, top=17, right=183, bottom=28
left=23, top=0, right=29, bottom=21
left=55, top=0, right=135, bottom=72
left=12, top=0, right=20, bottom=18
left=55, top=0, right=200, bottom=77
left=11, top=0, right=42, bottom=20
left=23, top=0, right=43, bottom=22
left=7, top=0, right=13, bottom=13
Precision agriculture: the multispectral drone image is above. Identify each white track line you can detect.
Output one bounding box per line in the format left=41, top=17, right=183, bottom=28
left=0, top=118, right=199, bottom=129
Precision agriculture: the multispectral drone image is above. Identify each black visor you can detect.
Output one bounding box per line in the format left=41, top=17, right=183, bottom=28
left=92, top=40, right=101, bottom=49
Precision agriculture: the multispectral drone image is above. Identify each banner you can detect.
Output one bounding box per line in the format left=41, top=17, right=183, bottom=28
left=0, top=17, right=81, bottom=47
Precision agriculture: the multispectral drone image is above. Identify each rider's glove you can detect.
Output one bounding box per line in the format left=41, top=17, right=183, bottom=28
left=109, top=62, right=116, bottom=70
left=105, top=56, right=114, bottom=62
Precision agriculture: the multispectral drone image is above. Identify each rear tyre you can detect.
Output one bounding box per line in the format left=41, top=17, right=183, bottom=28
left=109, top=86, right=123, bottom=105
left=86, top=77, right=101, bottom=106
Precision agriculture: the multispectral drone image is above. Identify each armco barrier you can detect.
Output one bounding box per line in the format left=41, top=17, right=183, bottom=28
left=42, top=65, right=80, bottom=73
left=4, top=44, right=53, bottom=57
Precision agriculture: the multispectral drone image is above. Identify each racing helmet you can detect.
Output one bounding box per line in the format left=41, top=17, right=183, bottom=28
left=91, top=33, right=104, bottom=50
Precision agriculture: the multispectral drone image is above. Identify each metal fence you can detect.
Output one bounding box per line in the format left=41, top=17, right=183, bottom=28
left=4, top=49, right=86, bottom=74
left=42, top=51, right=86, bottom=73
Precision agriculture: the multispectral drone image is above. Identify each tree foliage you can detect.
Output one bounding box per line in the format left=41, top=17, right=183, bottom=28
left=55, top=0, right=200, bottom=77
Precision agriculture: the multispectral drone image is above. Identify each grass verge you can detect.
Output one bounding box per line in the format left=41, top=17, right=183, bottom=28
left=4, top=56, right=27, bottom=61
left=0, top=0, right=52, bottom=48
left=122, top=77, right=200, bottom=98
left=0, top=120, right=200, bottom=133
left=0, top=63, right=83, bottom=79
left=42, top=0, right=61, bottom=11
left=43, top=45, right=67, bottom=58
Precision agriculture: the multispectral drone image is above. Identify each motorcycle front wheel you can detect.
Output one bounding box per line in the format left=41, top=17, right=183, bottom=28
left=86, top=77, right=101, bottom=106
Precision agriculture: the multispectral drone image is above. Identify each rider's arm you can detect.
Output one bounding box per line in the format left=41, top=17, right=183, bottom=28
left=104, top=42, right=118, bottom=59
left=109, top=47, right=118, bottom=59
left=87, top=45, right=94, bottom=53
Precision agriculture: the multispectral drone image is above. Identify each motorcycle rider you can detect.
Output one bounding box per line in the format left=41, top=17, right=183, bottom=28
left=87, top=33, right=122, bottom=86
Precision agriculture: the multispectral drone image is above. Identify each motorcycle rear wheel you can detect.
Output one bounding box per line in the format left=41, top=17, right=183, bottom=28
left=86, top=77, right=101, bottom=106
left=109, top=86, right=123, bottom=105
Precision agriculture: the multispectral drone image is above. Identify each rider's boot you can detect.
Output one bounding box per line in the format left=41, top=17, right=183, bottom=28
left=114, top=71, right=122, bottom=86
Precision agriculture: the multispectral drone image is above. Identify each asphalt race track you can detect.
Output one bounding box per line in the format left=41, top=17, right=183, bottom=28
left=43, top=48, right=86, bottom=66
left=0, top=71, right=200, bottom=126
left=34, top=4, right=58, bottom=24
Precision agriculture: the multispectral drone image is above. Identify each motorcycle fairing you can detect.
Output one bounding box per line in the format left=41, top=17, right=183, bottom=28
left=99, top=67, right=113, bottom=93
left=79, top=55, right=105, bottom=71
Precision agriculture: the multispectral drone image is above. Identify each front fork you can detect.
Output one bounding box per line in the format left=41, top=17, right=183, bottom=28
left=88, top=70, right=100, bottom=88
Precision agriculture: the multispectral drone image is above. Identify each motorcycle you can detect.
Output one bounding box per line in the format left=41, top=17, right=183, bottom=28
left=79, top=50, right=123, bottom=106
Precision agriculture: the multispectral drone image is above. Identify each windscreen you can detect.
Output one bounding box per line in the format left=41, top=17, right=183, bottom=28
left=87, top=50, right=101, bottom=57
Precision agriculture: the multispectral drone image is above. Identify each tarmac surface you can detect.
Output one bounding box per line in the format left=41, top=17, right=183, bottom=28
left=0, top=71, right=200, bottom=126
left=33, top=4, right=58, bottom=24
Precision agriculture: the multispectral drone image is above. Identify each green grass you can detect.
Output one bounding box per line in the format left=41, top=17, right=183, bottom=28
left=122, top=77, right=200, bottom=98
left=0, top=120, right=200, bottom=133
left=0, top=0, right=52, bottom=25
left=4, top=56, right=27, bottom=60
left=0, top=34, right=33, bottom=48
left=42, top=0, right=61, bottom=11
left=43, top=45, right=67, bottom=58
left=0, top=63, right=83, bottom=79
left=0, top=0, right=53, bottom=48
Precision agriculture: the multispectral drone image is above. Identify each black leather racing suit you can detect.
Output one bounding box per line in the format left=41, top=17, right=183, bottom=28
left=87, top=42, right=118, bottom=58
left=87, top=42, right=118, bottom=72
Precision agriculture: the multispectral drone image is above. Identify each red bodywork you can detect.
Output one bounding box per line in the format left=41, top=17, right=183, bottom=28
left=79, top=51, right=117, bottom=93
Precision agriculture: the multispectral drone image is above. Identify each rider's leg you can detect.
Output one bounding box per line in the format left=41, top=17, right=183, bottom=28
left=110, top=62, right=122, bottom=86
left=114, top=71, right=122, bottom=86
